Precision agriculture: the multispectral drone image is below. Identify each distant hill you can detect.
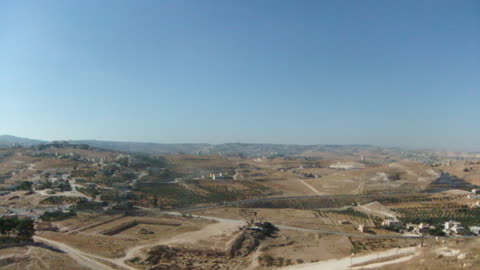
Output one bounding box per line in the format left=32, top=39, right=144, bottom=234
left=0, top=135, right=46, bottom=147
left=0, top=135, right=423, bottom=159
left=72, top=141, right=403, bottom=159
left=73, top=140, right=212, bottom=155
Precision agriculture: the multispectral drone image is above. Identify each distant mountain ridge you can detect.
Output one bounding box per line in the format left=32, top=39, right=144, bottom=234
left=0, top=135, right=46, bottom=147
left=75, top=140, right=383, bottom=157
left=0, top=135, right=401, bottom=157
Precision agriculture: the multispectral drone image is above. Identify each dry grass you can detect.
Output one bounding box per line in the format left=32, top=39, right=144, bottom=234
left=195, top=207, right=364, bottom=233
left=38, top=231, right=138, bottom=258
left=379, top=238, right=480, bottom=270
left=1, top=246, right=90, bottom=270
left=41, top=214, right=213, bottom=258
left=260, top=231, right=353, bottom=265
left=33, top=158, right=78, bottom=170
left=300, top=161, right=440, bottom=195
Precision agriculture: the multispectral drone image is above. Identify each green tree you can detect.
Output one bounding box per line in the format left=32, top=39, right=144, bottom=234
left=152, top=196, right=158, bottom=207
left=16, top=181, right=33, bottom=191
left=3, top=218, right=18, bottom=237
left=16, top=219, right=35, bottom=239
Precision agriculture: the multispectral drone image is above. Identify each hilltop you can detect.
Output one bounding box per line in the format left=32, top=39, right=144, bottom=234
left=0, top=135, right=46, bottom=147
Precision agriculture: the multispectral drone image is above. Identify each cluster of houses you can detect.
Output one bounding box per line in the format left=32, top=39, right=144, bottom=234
left=198, top=171, right=230, bottom=180
left=29, top=150, right=104, bottom=163
left=376, top=218, right=470, bottom=236
left=208, top=172, right=224, bottom=180
left=405, top=222, right=433, bottom=234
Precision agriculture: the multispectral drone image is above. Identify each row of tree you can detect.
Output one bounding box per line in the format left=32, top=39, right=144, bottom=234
left=0, top=217, right=35, bottom=239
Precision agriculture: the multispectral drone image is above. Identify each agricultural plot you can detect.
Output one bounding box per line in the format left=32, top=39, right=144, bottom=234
left=317, top=208, right=377, bottom=227
left=393, top=205, right=480, bottom=227
left=195, top=180, right=275, bottom=201
left=135, top=180, right=275, bottom=208
left=135, top=183, right=204, bottom=208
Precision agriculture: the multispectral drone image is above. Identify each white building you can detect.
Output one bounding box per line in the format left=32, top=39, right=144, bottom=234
left=406, top=223, right=433, bottom=234
left=469, top=226, right=480, bottom=235
left=381, top=219, right=402, bottom=228
left=444, top=220, right=465, bottom=235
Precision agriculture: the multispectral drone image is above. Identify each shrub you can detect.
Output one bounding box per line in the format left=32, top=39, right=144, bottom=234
left=40, top=209, right=76, bottom=221
left=16, top=181, right=33, bottom=191
left=263, top=255, right=275, bottom=266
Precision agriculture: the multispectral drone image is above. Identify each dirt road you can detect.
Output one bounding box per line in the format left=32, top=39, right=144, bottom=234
left=357, top=203, right=397, bottom=219
left=296, top=179, right=323, bottom=195
left=162, top=211, right=420, bottom=239
left=33, top=236, right=136, bottom=270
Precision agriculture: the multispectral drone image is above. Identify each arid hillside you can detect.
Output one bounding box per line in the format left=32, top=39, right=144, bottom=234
left=300, top=161, right=442, bottom=195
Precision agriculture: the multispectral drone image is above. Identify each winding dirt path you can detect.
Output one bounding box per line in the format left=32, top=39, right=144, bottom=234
left=296, top=179, right=323, bottom=195
left=357, top=204, right=397, bottom=219
left=33, top=236, right=135, bottom=270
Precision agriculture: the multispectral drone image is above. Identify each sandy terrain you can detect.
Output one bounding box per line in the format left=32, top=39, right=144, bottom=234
left=260, top=230, right=353, bottom=264
left=194, top=207, right=369, bottom=233
left=280, top=246, right=419, bottom=270
left=0, top=245, right=90, bottom=270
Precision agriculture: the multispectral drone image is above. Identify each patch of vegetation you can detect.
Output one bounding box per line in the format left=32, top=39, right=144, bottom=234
left=73, top=198, right=106, bottom=210
left=77, top=186, right=99, bottom=198
left=394, top=205, right=480, bottom=227
left=40, top=196, right=83, bottom=205
left=101, top=164, right=120, bottom=177
left=258, top=254, right=275, bottom=267
left=70, top=169, right=97, bottom=178
left=96, top=176, right=125, bottom=187
left=40, top=209, right=77, bottom=221
left=40, top=196, right=64, bottom=205
left=376, top=194, right=436, bottom=205
left=142, top=168, right=179, bottom=183
left=0, top=172, right=12, bottom=184
left=131, top=155, right=167, bottom=169
left=0, top=217, right=35, bottom=240
left=16, top=181, right=33, bottom=191
left=198, top=181, right=270, bottom=203
left=320, top=208, right=370, bottom=219
left=99, top=190, right=135, bottom=202
left=135, top=183, right=203, bottom=208
left=36, top=180, right=71, bottom=191
left=242, top=195, right=375, bottom=209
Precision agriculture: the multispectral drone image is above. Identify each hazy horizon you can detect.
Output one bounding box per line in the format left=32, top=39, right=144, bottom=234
left=2, top=1, right=479, bottom=151
left=2, top=134, right=478, bottom=153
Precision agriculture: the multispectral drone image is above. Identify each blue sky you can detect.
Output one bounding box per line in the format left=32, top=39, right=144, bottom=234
left=1, top=1, right=479, bottom=150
